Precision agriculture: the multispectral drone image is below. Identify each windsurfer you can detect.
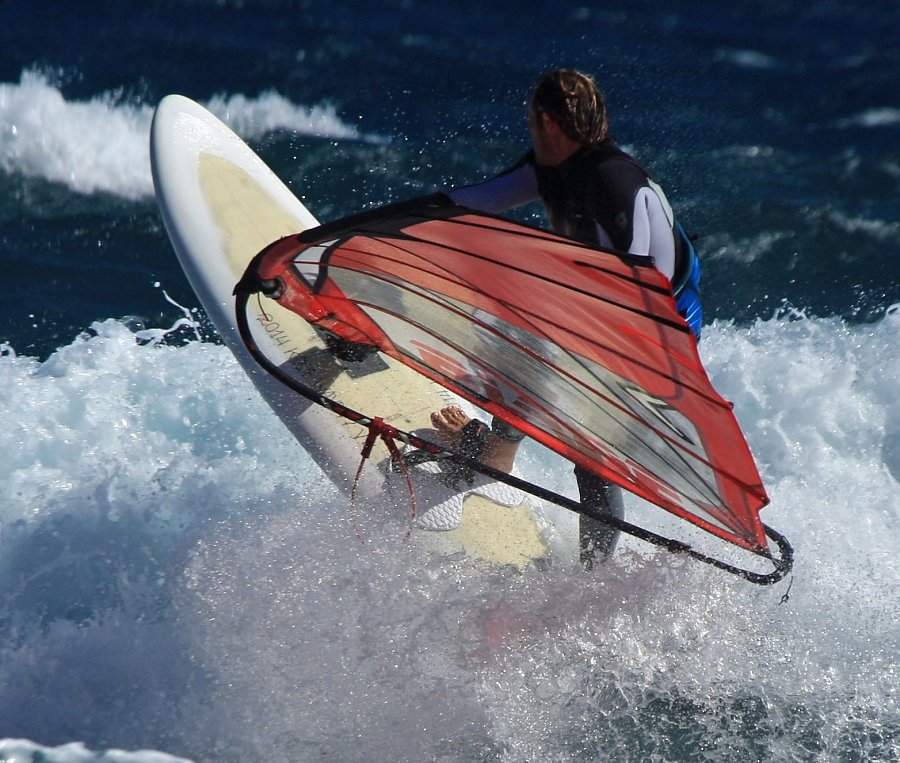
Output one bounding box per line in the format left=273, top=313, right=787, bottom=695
left=431, top=68, right=702, bottom=567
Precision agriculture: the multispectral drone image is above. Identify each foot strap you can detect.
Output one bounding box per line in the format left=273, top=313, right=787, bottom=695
left=490, top=416, right=526, bottom=443
left=438, top=419, right=489, bottom=487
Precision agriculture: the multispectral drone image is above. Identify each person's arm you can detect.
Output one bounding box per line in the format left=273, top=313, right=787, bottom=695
left=627, top=180, right=676, bottom=281
left=448, top=156, right=539, bottom=214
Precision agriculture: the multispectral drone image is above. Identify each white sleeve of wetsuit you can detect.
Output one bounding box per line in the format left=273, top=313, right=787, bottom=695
left=627, top=179, right=677, bottom=281
left=447, top=162, right=540, bottom=214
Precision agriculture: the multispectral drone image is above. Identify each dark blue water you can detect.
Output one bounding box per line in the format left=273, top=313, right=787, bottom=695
left=1, top=2, right=898, bottom=761
left=3, top=0, right=899, bottom=358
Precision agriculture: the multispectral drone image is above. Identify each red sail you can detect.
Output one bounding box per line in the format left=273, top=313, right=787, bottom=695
left=255, top=198, right=770, bottom=552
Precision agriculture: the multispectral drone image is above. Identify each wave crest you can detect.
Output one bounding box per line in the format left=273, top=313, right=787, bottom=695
left=0, top=70, right=379, bottom=200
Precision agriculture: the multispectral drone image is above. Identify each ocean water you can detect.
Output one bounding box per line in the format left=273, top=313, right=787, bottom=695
left=1, top=1, right=899, bottom=761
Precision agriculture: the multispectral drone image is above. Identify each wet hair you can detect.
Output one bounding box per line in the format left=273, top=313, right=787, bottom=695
left=530, top=69, right=608, bottom=147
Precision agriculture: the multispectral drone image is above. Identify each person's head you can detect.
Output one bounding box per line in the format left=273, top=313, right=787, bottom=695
left=528, top=69, right=608, bottom=163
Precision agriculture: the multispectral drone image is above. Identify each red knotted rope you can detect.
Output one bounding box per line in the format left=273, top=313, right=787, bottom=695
left=349, top=417, right=418, bottom=541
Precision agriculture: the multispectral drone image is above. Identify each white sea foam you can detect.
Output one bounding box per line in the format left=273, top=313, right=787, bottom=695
left=0, top=309, right=897, bottom=760
left=836, top=107, right=900, bottom=128
left=714, top=47, right=779, bottom=70
left=826, top=209, right=900, bottom=241
left=0, top=70, right=381, bottom=201
left=0, top=739, right=189, bottom=763
left=204, top=90, right=378, bottom=144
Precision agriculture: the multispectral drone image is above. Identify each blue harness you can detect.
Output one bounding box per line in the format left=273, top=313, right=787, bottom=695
left=672, top=222, right=702, bottom=339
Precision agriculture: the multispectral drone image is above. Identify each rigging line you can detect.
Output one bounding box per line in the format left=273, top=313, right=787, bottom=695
left=779, top=576, right=794, bottom=604
left=350, top=418, right=419, bottom=541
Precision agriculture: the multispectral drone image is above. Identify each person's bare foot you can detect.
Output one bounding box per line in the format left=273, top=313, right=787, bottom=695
left=429, top=405, right=520, bottom=474
left=430, top=405, right=470, bottom=443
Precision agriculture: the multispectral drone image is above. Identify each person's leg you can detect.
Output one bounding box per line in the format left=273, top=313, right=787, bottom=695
left=431, top=409, right=623, bottom=568
left=431, top=406, right=523, bottom=473
left=574, top=466, right=624, bottom=569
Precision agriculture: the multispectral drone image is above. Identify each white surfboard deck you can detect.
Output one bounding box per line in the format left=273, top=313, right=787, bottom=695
left=150, top=94, right=560, bottom=569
